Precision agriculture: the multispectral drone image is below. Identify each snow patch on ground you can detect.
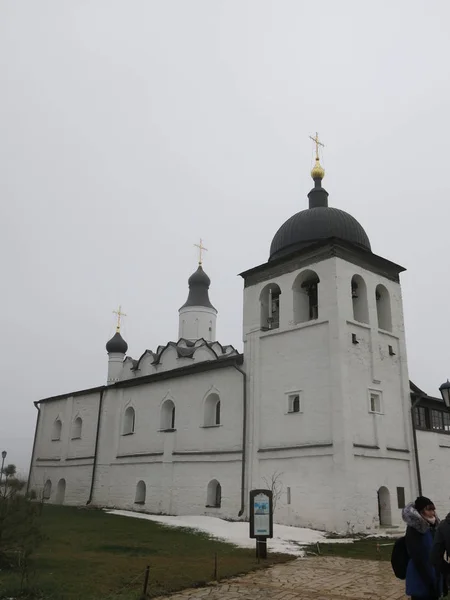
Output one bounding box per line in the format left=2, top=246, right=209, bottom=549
left=106, top=510, right=351, bottom=556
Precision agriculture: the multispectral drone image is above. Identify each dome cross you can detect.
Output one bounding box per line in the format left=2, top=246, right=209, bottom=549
left=112, top=305, right=127, bottom=333
left=194, top=238, right=208, bottom=266
left=309, top=132, right=324, bottom=161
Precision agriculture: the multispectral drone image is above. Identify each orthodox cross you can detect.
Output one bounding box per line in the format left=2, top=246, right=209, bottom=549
left=113, top=305, right=127, bottom=332
left=309, top=132, right=324, bottom=160
left=194, top=238, right=208, bottom=265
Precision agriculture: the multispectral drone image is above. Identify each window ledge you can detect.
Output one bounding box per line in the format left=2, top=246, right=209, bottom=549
left=346, top=319, right=371, bottom=330
left=71, top=436, right=81, bottom=440
left=122, top=431, right=135, bottom=436
left=159, top=428, right=176, bottom=433
left=201, top=424, right=222, bottom=428
left=378, top=328, right=399, bottom=339
left=261, top=319, right=329, bottom=339
left=286, top=410, right=302, bottom=415
left=51, top=438, right=61, bottom=442
left=369, top=411, right=384, bottom=415
left=134, top=501, right=145, bottom=505
left=205, top=505, right=221, bottom=509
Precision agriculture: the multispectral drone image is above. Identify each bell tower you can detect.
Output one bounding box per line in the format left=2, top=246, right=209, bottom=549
left=240, top=137, right=417, bottom=532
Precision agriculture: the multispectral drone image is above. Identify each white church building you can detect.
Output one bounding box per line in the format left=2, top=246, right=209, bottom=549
left=27, top=151, right=450, bottom=533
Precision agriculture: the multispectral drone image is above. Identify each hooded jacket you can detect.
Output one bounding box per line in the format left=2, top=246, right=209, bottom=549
left=431, top=512, right=450, bottom=580
left=402, top=502, right=441, bottom=598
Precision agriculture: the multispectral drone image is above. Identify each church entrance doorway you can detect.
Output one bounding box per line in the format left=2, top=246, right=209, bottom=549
left=56, top=478, right=66, bottom=505
left=377, top=486, right=392, bottom=527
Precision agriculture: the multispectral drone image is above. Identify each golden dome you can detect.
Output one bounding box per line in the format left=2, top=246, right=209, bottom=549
left=311, top=158, right=325, bottom=180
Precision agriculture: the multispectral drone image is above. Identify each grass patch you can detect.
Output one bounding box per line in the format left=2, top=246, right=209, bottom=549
left=306, top=537, right=396, bottom=561
left=0, top=505, right=292, bottom=599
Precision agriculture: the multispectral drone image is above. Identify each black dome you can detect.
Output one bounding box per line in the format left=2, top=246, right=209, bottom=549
left=179, top=265, right=216, bottom=311
left=106, top=331, right=128, bottom=354
left=188, top=266, right=211, bottom=287
left=270, top=207, right=371, bottom=261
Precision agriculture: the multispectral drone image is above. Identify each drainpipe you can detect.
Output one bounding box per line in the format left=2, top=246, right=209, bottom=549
left=411, top=394, right=423, bottom=496
left=26, top=402, right=41, bottom=495
left=87, top=389, right=104, bottom=505
left=233, top=364, right=247, bottom=517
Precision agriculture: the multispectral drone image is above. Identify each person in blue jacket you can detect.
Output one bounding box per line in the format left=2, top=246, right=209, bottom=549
left=403, top=496, right=443, bottom=600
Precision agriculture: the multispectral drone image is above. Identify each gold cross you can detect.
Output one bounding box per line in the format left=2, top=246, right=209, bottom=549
left=194, top=238, right=208, bottom=265
left=309, top=132, right=324, bottom=160
left=113, top=305, right=127, bottom=332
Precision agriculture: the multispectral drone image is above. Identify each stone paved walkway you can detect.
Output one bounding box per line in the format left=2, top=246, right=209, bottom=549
left=155, top=557, right=405, bottom=600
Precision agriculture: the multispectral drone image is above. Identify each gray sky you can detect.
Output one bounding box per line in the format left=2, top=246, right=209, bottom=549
left=2, top=0, right=450, bottom=474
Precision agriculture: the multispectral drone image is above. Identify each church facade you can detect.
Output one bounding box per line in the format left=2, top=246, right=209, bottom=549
left=27, top=153, right=450, bottom=533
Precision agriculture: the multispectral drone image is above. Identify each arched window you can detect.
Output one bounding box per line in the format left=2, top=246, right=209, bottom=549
left=204, top=393, right=221, bottom=426
left=135, top=480, right=146, bottom=504
left=123, top=406, right=135, bottom=435
left=215, top=401, right=221, bottom=425
left=161, top=399, right=176, bottom=431
left=55, top=478, right=66, bottom=505
left=351, top=275, right=369, bottom=324
left=43, top=479, right=52, bottom=500
left=376, top=284, right=392, bottom=331
left=71, top=417, right=82, bottom=439
left=260, top=283, right=281, bottom=330
left=52, top=419, right=62, bottom=441
left=377, top=486, right=392, bottom=526
left=292, top=270, right=320, bottom=324
left=206, top=479, right=222, bottom=508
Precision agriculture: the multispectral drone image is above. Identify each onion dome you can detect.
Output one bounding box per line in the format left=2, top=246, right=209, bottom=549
left=106, top=331, right=128, bottom=354
left=179, top=265, right=216, bottom=310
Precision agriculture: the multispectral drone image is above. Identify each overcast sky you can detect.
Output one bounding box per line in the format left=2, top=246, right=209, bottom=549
left=2, top=0, right=450, bottom=473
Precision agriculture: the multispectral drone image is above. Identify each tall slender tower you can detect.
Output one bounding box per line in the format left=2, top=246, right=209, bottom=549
left=106, top=306, right=128, bottom=384
left=240, top=136, right=416, bottom=532
left=178, top=240, right=217, bottom=341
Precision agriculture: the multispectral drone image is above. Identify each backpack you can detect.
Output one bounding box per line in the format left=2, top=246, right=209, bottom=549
left=391, top=536, right=409, bottom=580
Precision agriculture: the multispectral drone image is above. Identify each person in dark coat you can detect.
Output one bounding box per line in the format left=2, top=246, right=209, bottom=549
left=403, top=496, right=442, bottom=600
left=431, top=508, right=450, bottom=586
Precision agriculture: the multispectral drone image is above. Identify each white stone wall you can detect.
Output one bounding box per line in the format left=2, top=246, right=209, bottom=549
left=416, top=429, right=450, bottom=517
left=242, top=254, right=417, bottom=532
left=41, top=366, right=245, bottom=518
left=178, top=305, right=217, bottom=342
left=29, top=391, right=101, bottom=504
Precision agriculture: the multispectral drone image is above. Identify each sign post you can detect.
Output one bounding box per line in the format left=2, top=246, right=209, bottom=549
left=249, top=489, right=273, bottom=559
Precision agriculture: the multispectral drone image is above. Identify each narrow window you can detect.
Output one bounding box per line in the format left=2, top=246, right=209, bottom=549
left=414, top=406, right=428, bottom=429
left=397, top=487, right=405, bottom=509
left=52, top=419, right=62, bottom=441
left=72, top=417, right=82, bottom=439
left=287, top=486, right=291, bottom=505
left=288, top=393, right=301, bottom=413
left=135, top=480, right=146, bottom=504
left=215, top=401, right=221, bottom=425
left=206, top=479, right=221, bottom=508
left=43, top=479, right=52, bottom=500
left=369, top=392, right=382, bottom=414
left=376, top=284, right=392, bottom=331
left=160, top=399, right=176, bottom=431
left=351, top=275, right=369, bottom=324
left=443, top=412, right=450, bottom=432
left=293, top=270, right=320, bottom=324
left=123, top=407, right=135, bottom=435
left=431, top=410, right=444, bottom=431
left=260, top=283, right=281, bottom=330
left=204, top=393, right=220, bottom=427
